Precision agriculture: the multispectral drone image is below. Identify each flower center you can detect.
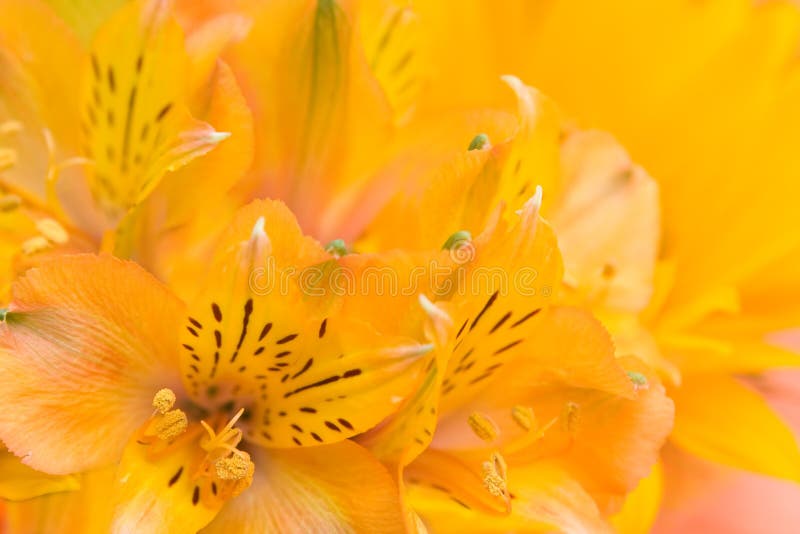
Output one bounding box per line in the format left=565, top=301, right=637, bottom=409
left=134, top=389, right=255, bottom=507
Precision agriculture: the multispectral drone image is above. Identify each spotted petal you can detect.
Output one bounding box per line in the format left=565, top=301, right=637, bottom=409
left=179, top=200, right=430, bottom=448
left=81, top=0, right=226, bottom=221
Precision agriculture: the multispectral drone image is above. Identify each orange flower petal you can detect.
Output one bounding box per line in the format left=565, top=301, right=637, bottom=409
left=0, top=254, right=185, bottom=474
left=200, top=440, right=405, bottom=534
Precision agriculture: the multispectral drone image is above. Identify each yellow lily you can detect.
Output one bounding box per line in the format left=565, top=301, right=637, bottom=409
left=0, top=0, right=253, bottom=296
left=371, top=6, right=800, bottom=520
left=173, top=0, right=430, bottom=242
left=357, top=192, right=674, bottom=532
left=0, top=200, right=432, bottom=532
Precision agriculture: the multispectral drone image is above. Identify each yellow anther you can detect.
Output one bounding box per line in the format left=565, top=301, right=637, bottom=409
left=215, top=453, right=252, bottom=481
left=561, top=402, right=580, bottom=433
left=152, top=388, right=176, bottom=414
left=21, top=236, right=51, bottom=255
left=481, top=452, right=508, bottom=498
left=0, top=147, right=17, bottom=171
left=153, top=409, right=188, bottom=441
left=0, top=194, right=21, bottom=212
left=36, top=218, right=69, bottom=244
left=511, top=405, right=536, bottom=432
left=0, top=120, right=22, bottom=135
left=468, top=412, right=498, bottom=442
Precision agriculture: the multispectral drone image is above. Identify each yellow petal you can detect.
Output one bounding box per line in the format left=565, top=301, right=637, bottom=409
left=670, top=374, right=800, bottom=482
left=81, top=0, right=226, bottom=220
left=179, top=200, right=429, bottom=448
left=200, top=440, right=405, bottom=534
left=112, top=419, right=246, bottom=533
left=408, top=454, right=610, bottom=534
left=551, top=130, right=660, bottom=313
left=610, top=462, right=663, bottom=534
left=43, top=0, right=128, bottom=45
left=110, top=58, right=254, bottom=267
left=0, top=0, right=83, bottom=154
left=2, top=466, right=116, bottom=534
left=435, top=211, right=565, bottom=413
left=0, top=254, right=185, bottom=474
left=358, top=0, right=424, bottom=124
left=229, top=0, right=393, bottom=240
left=0, top=449, right=80, bottom=501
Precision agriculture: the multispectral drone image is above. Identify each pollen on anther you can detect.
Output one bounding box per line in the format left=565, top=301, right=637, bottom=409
left=215, top=453, right=252, bottom=481
left=467, top=412, right=498, bottom=442
left=511, top=405, right=536, bottom=431
left=152, top=388, right=176, bottom=414
left=481, top=452, right=508, bottom=498
left=154, top=409, right=188, bottom=440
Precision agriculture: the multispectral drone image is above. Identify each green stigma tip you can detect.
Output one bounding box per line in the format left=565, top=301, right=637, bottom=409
left=442, top=230, right=472, bottom=251
left=325, top=239, right=348, bottom=257
left=468, top=133, right=490, bottom=151
left=627, top=370, right=648, bottom=387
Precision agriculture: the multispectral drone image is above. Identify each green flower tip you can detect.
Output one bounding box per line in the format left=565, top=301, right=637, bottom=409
left=325, top=239, right=348, bottom=258
left=627, top=370, right=648, bottom=387
left=468, top=133, right=490, bottom=151
left=442, top=230, right=472, bottom=251
left=0, top=308, right=6, bottom=321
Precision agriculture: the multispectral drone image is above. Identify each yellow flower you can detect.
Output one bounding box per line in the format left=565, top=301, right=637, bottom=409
left=0, top=200, right=431, bottom=532
left=0, top=0, right=253, bottom=294
left=354, top=151, right=673, bottom=530
left=366, top=1, right=800, bottom=522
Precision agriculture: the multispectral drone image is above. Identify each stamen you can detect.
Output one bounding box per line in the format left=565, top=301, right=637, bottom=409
left=560, top=402, right=580, bottom=433
left=152, top=410, right=188, bottom=441
left=0, top=194, right=21, bottom=212
left=511, top=405, right=536, bottom=432
left=481, top=452, right=508, bottom=499
left=196, top=408, right=255, bottom=495
left=214, top=453, right=251, bottom=480
left=35, top=218, right=69, bottom=244
left=152, top=388, right=176, bottom=414
left=21, top=236, right=51, bottom=255
left=0, top=120, right=22, bottom=135
left=468, top=412, right=499, bottom=442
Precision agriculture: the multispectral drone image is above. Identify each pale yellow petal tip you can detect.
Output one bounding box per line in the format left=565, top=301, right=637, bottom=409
left=251, top=216, right=266, bottom=240
left=208, top=131, right=232, bottom=143
left=515, top=185, right=543, bottom=217
left=500, top=74, right=524, bottom=92
left=419, top=294, right=453, bottom=348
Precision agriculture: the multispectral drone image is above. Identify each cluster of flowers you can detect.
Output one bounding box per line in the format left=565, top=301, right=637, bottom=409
left=1, top=1, right=798, bottom=532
